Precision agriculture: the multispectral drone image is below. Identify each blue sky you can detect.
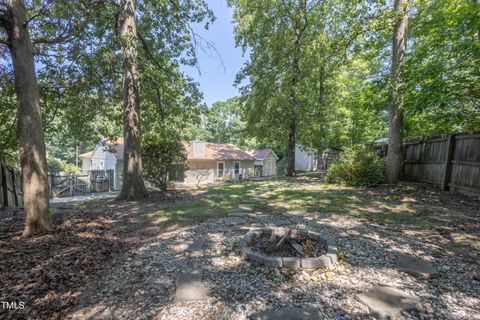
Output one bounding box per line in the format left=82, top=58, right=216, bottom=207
left=181, top=0, right=246, bottom=107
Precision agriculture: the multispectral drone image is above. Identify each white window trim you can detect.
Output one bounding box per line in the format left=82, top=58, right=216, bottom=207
left=217, top=161, right=225, bottom=179
left=233, top=161, right=241, bottom=176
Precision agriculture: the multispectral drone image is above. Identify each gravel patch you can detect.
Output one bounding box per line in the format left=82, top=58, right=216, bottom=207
left=66, top=209, right=480, bottom=320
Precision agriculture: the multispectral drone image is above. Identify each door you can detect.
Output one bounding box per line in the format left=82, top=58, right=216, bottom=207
left=217, top=162, right=225, bottom=179
left=233, top=161, right=241, bottom=177
left=265, top=159, right=274, bottom=176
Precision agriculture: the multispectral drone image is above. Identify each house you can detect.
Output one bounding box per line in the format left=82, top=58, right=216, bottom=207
left=80, top=138, right=256, bottom=188
left=248, top=149, right=278, bottom=176
left=319, top=146, right=342, bottom=170
left=79, top=137, right=124, bottom=190
left=180, top=140, right=256, bottom=185
left=295, top=144, right=317, bottom=172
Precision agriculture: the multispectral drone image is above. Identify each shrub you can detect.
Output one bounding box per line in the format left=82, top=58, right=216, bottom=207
left=224, top=171, right=235, bottom=183
left=142, top=135, right=187, bottom=191
left=325, top=145, right=385, bottom=186
left=47, top=158, right=78, bottom=173
left=276, top=157, right=287, bottom=175
left=244, top=168, right=255, bottom=180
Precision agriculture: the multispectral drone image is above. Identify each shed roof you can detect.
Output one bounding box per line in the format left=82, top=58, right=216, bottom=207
left=248, top=148, right=278, bottom=161
left=79, top=151, right=93, bottom=159
left=81, top=137, right=125, bottom=160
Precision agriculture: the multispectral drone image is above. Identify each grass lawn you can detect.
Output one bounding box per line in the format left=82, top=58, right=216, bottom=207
left=3, top=175, right=479, bottom=319
left=142, top=175, right=473, bottom=231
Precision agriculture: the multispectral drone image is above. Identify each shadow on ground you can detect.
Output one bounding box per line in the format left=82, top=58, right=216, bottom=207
left=1, top=178, right=479, bottom=319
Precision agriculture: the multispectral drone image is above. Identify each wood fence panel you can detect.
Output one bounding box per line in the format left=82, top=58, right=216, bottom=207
left=0, top=161, right=21, bottom=207
left=0, top=163, right=4, bottom=207
left=404, top=133, right=480, bottom=196
left=449, top=135, right=480, bottom=194
left=49, top=172, right=90, bottom=198
left=404, top=138, right=447, bottom=185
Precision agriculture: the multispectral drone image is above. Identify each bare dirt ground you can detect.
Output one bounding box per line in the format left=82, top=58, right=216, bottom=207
left=0, top=180, right=479, bottom=319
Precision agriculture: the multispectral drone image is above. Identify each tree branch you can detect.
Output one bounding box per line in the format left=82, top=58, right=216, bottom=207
left=25, top=0, right=52, bottom=26
left=0, top=37, right=9, bottom=46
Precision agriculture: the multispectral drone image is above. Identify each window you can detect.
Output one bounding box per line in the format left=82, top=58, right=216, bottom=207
left=217, top=162, right=225, bottom=179
left=234, top=161, right=240, bottom=176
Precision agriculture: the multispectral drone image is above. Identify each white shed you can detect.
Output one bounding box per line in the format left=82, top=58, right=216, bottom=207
left=248, top=149, right=278, bottom=176
left=79, top=137, right=124, bottom=190
left=295, top=144, right=317, bottom=172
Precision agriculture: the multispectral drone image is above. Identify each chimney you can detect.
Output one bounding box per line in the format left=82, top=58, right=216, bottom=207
left=191, top=140, right=205, bottom=158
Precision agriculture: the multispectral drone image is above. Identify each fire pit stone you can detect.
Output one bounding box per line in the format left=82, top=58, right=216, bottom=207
left=238, top=227, right=338, bottom=270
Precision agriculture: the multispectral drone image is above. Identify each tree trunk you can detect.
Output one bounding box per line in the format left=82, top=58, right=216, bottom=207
left=386, top=0, right=408, bottom=184
left=286, top=119, right=296, bottom=176
left=117, top=0, right=148, bottom=201
left=319, top=64, right=325, bottom=105
left=6, top=0, right=51, bottom=236
left=285, top=27, right=302, bottom=177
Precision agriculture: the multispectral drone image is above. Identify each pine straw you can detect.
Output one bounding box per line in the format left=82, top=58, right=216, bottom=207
left=0, top=190, right=191, bottom=320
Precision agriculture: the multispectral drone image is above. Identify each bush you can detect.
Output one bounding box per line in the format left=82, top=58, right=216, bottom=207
left=244, top=168, right=255, bottom=180
left=142, top=136, right=187, bottom=191
left=224, top=171, right=235, bottom=183
left=47, top=158, right=78, bottom=173
left=325, top=145, right=385, bottom=186
left=276, top=157, right=286, bottom=175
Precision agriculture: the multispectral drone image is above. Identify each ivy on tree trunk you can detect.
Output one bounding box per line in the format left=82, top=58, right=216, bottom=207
left=117, top=0, right=148, bottom=201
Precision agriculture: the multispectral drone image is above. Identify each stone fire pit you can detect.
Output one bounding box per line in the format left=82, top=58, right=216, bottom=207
left=238, top=227, right=338, bottom=269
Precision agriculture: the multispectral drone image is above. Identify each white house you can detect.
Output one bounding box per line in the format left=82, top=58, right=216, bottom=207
left=79, top=137, right=124, bottom=190
left=295, top=144, right=317, bottom=172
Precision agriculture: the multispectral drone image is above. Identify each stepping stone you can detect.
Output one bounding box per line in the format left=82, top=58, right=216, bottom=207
left=225, top=216, right=247, bottom=226
left=396, top=254, right=439, bottom=279
left=356, top=285, right=423, bottom=319
left=239, top=204, right=254, bottom=211
left=269, top=219, right=291, bottom=226
left=250, top=307, right=323, bottom=320
left=241, top=223, right=266, bottom=231
left=185, top=238, right=205, bottom=257
left=174, top=270, right=209, bottom=302
left=172, top=242, right=190, bottom=252
left=228, top=211, right=249, bottom=217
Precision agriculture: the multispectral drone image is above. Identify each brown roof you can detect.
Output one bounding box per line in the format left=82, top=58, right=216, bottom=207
left=248, top=148, right=278, bottom=160
left=81, top=137, right=125, bottom=160
left=109, top=137, right=124, bottom=160
left=184, top=141, right=255, bottom=161
left=79, top=151, right=94, bottom=159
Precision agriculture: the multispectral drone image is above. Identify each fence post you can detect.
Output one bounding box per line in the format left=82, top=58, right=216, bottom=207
left=10, top=169, right=19, bottom=207
left=48, top=174, right=52, bottom=198
left=69, top=173, right=74, bottom=196
left=441, top=134, right=455, bottom=191
left=1, top=164, right=9, bottom=207
left=0, top=163, right=7, bottom=207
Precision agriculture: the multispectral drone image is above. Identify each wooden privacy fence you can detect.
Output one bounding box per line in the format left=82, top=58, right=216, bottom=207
left=404, top=132, right=480, bottom=195
left=0, top=160, right=22, bottom=208
left=48, top=169, right=114, bottom=198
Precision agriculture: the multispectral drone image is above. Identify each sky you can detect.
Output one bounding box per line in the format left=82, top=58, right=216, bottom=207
left=181, top=0, right=246, bottom=107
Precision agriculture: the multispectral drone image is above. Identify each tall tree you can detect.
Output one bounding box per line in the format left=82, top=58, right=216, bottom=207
left=117, top=0, right=148, bottom=200
left=230, top=0, right=386, bottom=167
left=386, top=0, right=408, bottom=183
left=0, top=0, right=50, bottom=236
left=402, top=0, right=480, bottom=135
